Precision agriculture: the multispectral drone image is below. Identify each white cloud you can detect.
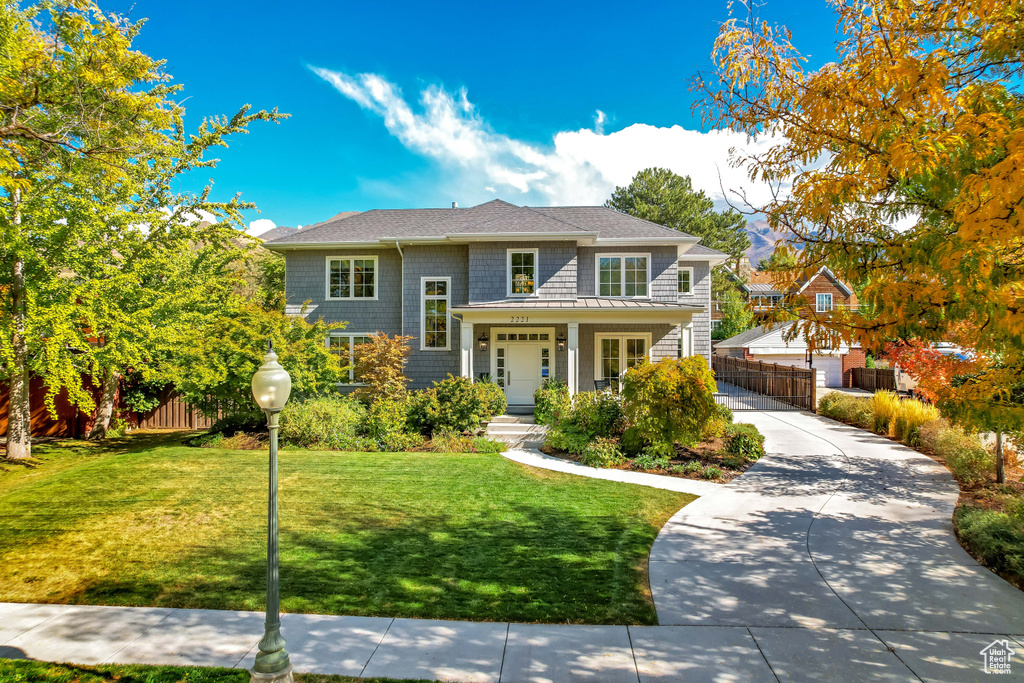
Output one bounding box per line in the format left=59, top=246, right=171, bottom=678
left=311, top=67, right=791, bottom=209
left=248, top=218, right=277, bottom=236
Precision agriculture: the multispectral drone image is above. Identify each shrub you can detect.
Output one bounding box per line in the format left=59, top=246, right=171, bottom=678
left=580, top=437, right=625, bottom=468
left=406, top=389, right=440, bottom=436
left=632, top=453, right=672, bottom=470
left=353, top=332, right=414, bottom=402
left=570, top=391, right=623, bottom=436
left=955, top=506, right=1024, bottom=583
left=427, top=428, right=474, bottom=453
left=714, top=403, right=734, bottom=424
left=546, top=425, right=591, bottom=454
left=682, top=461, right=703, bottom=474
left=891, top=399, right=940, bottom=445
left=940, top=429, right=994, bottom=486
left=208, top=410, right=266, bottom=436
left=432, top=375, right=488, bottom=433
left=534, top=379, right=571, bottom=426
left=280, top=396, right=367, bottom=449
left=365, top=397, right=423, bottom=451
left=622, top=357, right=717, bottom=448
left=724, top=423, right=766, bottom=460
left=818, top=392, right=873, bottom=427
left=871, top=390, right=901, bottom=434
left=644, top=441, right=676, bottom=459
left=476, top=380, right=507, bottom=420
left=620, top=426, right=647, bottom=456
left=472, top=437, right=506, bottom=454
left=702, top=465, right=723, bottom=480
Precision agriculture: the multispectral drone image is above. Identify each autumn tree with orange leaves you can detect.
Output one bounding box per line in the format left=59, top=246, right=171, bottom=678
left=695, top=0, right=1024, bottom=441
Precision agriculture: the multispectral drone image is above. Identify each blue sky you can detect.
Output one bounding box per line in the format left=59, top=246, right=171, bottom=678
left=111, top=0, right=841, bottom=233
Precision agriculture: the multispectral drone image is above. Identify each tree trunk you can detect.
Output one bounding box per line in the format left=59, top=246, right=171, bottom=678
left=6, top=190, right=31, bottom=461
left=996, top=430, right=1005, bottom=485
left=87, top=369, right=120, bottom=440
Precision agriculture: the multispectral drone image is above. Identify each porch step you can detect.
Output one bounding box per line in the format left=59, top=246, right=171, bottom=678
left=485, top=414, right=547, bottom=446
left=489, top=415, right=536, bottom=425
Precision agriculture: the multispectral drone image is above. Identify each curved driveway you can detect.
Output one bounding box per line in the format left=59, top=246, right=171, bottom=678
left=649, top=410, right=1024, bottom=681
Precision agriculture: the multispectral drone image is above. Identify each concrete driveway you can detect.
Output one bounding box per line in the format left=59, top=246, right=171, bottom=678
left=650, top=410, right=1024, bottom=681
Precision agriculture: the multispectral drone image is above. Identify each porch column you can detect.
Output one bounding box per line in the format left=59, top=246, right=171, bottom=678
left=460, top=321, right=474, bottom=379
left=567, top=322, right=579, bottom=396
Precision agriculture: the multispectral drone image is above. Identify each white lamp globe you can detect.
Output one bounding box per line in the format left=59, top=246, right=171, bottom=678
left=252, top=344, right=292, bottom=412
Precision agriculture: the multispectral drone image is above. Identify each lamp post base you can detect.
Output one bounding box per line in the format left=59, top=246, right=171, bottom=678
left=250, top=664, right=293, bottom=683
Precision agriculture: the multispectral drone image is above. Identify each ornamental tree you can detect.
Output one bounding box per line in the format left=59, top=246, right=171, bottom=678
left=622, top=356, right=718, bottom=448
left=694, top=0, right=1024, bottom=410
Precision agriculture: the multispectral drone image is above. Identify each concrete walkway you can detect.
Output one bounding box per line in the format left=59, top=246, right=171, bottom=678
left=2, top=411, right=1023, bottom=681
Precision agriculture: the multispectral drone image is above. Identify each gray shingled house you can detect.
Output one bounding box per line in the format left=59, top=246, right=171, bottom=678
left=264, top=199, right=727, bottom=407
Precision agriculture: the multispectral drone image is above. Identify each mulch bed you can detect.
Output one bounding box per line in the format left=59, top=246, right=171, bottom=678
left=540, top=437, right=756, bottom=483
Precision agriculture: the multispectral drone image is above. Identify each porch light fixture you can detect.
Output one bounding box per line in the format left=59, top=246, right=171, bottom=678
left=478, top=331, right=489, bottom=352
left=557, top=332, right=566, bottom=352
left=250, top=341, right=293, bottom=682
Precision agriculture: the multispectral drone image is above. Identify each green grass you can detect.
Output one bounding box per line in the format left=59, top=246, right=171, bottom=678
left=0, top=659, right=434, bottom=683
left=0, top=433, right=692, bottom=624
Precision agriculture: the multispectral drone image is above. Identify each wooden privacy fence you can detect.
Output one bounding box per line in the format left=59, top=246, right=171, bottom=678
left=712, top=355, right=817, bottom=411
left=134, top=386, right=219, bottom=430
left=852, top=367, right=897, bottom=393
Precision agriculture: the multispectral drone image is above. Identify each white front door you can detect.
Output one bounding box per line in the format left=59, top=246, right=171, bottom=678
left=506, top=343, right=541, bottom=405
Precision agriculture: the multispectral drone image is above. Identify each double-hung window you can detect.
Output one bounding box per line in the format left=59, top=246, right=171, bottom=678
left=422, top=277, right=450, bottom=350
left=816, top=293, right=833, bottom=312
left=597, top=254, right=650, bottom=297
left=508, top=249, right=538, bottom=296
left=678, top=267, right=693, bottom=295
left=596, top=333, right=650, bottom=389
left=327, top=256, right=377, bottom=300
left=327, top=333, right=371, bottom=383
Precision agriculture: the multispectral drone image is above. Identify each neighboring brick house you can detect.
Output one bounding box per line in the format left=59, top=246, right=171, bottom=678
left=265, top=199, right=727, bottom=406
left=712, top=258, right=859, bottom=332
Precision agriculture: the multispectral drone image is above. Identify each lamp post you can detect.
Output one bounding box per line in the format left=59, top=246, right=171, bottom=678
left=250, top=342, right=293, bottom=683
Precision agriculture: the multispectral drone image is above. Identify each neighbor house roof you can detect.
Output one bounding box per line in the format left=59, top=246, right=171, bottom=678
left=263, top=199, right=715, bottom=249
left=714, top=322, right=796, bottom=349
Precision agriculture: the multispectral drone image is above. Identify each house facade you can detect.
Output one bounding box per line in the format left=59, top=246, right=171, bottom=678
left=265, top=199, right=727, bottom=405
left=712, top=258, right=859, bottom=331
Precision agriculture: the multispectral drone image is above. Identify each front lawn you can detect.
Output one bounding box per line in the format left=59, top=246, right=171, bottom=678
left=0, top=659, right=434, bottom=683
left=0, top=433, right=692, bottom=624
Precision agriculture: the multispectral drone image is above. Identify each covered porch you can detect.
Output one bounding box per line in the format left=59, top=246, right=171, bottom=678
left=451, top=299, right=703, bottom=406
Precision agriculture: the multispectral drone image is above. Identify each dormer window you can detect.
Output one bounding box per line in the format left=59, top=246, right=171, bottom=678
left=507, top=249, right=538, bottom=296
left=597, top=254, right=649, bottom=297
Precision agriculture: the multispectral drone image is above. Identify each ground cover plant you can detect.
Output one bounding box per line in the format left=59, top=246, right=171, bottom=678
left=818, top=391, right=1024, bottom=589
left=0, top=660, right=436, bottom=683
left=0, top=433, right=692, bottom=624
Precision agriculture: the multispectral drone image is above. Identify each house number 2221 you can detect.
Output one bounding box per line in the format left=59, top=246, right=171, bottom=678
left=510, top=316, right=529, bottom=323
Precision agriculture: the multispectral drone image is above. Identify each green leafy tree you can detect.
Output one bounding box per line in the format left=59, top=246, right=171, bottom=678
left=714, top=289, right=756, bottom=340
left=0, top=1, right=285, bottom=453
left=606, top=168, right=751, bottom=265
left=621, top=357, right=718, bottom=448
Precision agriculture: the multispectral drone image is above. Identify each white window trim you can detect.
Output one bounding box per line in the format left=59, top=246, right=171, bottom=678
left=677, top=266, right=694, bottom=295
left=506, top=248, right=540, bottom=298
left=327, top=332, right=371, bottom=385
left=817, top=292, right=834, bottom=312
left=420, top=276, right=451, bottom=351
left=594, top=332, right=653, bottom=387
left=595, top=253, right=652, bottom=299
left=325, top=255, right=379, bottom=301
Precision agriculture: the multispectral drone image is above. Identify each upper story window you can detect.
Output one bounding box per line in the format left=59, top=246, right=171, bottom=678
left=597, top=253, right=650, bottom=297
left=422, top=277, right=450, bottom=350
left=507, top=249, right=538, bottom=296
left=678, top=267, right=693, bottom=295
left=817, top=293, right=834, bottom=312
left=752, top=294, right=783, bottom=309
left=327, top=256, right=377, bottom=300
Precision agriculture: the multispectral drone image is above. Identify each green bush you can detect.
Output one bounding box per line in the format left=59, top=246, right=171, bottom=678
left=280, top=396, right=367, bottom=449
left=406, top=389, right=440, bottom=435
left=476, top=380, right=507, bottom=420
left=818, top=392, right=873, bottom=428
left=683, top=460, right=703, bottom=474
left=364, top=397, right=423, bottom=451
left=622, top=357, right=717, bottom=448
left=944, top=439, right=994, bottom=485
left=207, top=410, right=266, bottom=436
left=632, top=453, right=672, bottom=470
left=579, top=437, right=625, bottom=468
left=570, top=391, right=623, bottom=436
left=534, top=378, right=571, bottom=426
left=546, top=425, right=591, bottom=454
left=724, top=423, right=766, bottom=460
left=702, top=465, right=723, bottom=480
left=620, top=426, right=647, bottom=456
left=955, top=506, right=1024, bottom=584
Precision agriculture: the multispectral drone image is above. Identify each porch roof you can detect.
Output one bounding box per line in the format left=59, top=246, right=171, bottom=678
left=452, top=298, right=703, bottom=324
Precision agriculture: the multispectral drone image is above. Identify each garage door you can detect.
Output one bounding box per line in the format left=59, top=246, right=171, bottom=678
left=754, top=354, right=844, bottom=387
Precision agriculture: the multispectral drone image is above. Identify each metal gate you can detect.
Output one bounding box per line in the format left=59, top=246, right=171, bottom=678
left=714, top=370, right=814, bottom=411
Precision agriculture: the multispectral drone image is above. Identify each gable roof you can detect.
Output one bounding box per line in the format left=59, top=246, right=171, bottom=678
left=725, top=265, right=854, bottom=296
left=263, top=199, right=700, bottom=248
left=715, top=322, right=796, bottom=349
